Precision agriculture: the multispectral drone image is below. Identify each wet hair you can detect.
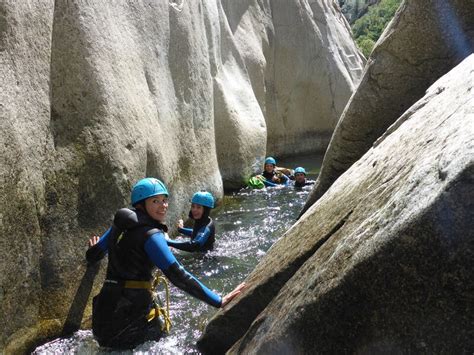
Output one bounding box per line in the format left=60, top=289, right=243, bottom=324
left=134, top=201, right=148, bottom=214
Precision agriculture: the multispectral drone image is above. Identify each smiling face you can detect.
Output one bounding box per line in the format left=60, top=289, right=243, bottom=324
left=144, top=194, right=169, bottom=222
left=295, top=173, right=306, bottom=184
left=191, top=203, right=204, bottom=220
left=264, top=163, right=275, bottom=173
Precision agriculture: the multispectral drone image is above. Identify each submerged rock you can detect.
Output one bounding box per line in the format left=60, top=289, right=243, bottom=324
left=300, top=0, right=474, bottom=217
left=198, top=55, right=474, bottom=354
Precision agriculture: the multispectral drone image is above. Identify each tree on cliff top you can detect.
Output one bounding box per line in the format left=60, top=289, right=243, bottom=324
left=352, top=0, right=402, bottom=57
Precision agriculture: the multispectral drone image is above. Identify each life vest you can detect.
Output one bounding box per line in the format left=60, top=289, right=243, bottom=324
left=92, top=208, right=167, bottom=348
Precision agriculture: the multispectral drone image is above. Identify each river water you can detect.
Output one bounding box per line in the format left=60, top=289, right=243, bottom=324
left=33, top=155, right=322, bottom=354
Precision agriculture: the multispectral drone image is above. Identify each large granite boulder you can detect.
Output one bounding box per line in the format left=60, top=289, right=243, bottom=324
left=222, top=0, right=365, bottom=157
left=0, top=0, right=362, bottom=352
left=198, top=55, right=474, bottom=354
left=300, top=0, right=474, bottom=217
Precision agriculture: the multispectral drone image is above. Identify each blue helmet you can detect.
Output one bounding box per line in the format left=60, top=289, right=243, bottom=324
left=294, top=167, right=306, bottom=175
left=264, top=157, right=276, bottom=165
left=191, top=191, right=214, bottom=209
left=131, top=178, right=169, bottom=206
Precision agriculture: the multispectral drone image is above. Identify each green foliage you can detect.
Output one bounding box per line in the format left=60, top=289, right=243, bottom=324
left=356, top=37, right=376, bottom=57
left=352, top=0, right=402, bottom=57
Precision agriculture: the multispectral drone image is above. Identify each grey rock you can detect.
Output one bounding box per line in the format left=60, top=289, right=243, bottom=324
left=220, top=0, right=365, bottom=162
left=0, top=0, right=362, bottom=351
left=199, top=55, right=474, bottom=354
left=300, top=0, right=474, bottom=217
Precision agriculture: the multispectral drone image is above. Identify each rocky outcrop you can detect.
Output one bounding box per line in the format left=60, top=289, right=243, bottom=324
left=1, top=2, right=56, bottom=352
left=0, top=0, right=362, bottom=351
left=338, top=0, right=379, bottom=23
left=221, top=0, right=365, bottom=159
left=198, top=54, right=474, bottom=354
left=300, top=0, right=474, bottom=217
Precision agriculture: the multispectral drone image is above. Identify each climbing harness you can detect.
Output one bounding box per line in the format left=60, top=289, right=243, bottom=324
left=148, top=273, right=172, bottom=334
left=103, top=272, right=173, bottom=335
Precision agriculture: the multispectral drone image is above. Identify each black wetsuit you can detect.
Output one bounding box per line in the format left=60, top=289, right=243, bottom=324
left=294, top=179, right=315, bottom=188
left=86, top=208, right=221, bottom=349
left=167, top=216, right=215, bottom=252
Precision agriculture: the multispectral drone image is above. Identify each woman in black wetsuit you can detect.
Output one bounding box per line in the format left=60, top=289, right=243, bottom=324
left=261, top=156, right=290, bottom=186
left=167, top=191, right=216, bottom=252
left=86, top=178, right=244, bottom=349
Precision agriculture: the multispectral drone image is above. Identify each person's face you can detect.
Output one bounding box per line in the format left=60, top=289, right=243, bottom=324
left=145, top=194, right=168, bottom=222
left=264, top=163, right=275, bottom=173
left=191, top=203, right=204, bottom=220
left=295, top=173, right=306, bottom=184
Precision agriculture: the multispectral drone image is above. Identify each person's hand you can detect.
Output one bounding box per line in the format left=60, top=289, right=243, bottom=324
left=177, top=219, right=184, bottom=229
left=221, top=282, right=246, bottom=307
left=88, top=235, right=100, bottom=248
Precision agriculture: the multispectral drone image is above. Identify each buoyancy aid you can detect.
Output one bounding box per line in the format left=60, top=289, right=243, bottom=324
left=92, top=208, right=167, bottom=348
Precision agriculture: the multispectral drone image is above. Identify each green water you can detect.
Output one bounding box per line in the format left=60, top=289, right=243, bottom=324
left=33, top=155, right=322, bottom=354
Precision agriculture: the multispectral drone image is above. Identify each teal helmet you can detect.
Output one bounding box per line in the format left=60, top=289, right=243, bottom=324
left=191, top=191, right=214, bottom=208
left=131, top=177, right=168, bottom=206
left=264, top=157, right=276, bottom=165
left=294, top=167, right=306, bottom=175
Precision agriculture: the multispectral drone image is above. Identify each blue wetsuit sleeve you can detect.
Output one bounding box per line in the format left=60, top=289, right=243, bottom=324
left=263, top=179, right=278, bottom=187
left=178, top=227, right=193, bottom=237
left=145, top=233, right=222, bottom=307
left=86, top=226, right=119, bottom=264
left=96, top=227, right=112, bottom=251
left=167, top=226, right=211, bottom=252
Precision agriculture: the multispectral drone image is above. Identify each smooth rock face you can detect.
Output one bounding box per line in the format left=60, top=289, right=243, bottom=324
left=0, top=0, right=56, bottom=351
left=300, top=0, right=474, bottom=217
left=198, top=55, right=474, bottom=354
left=262, top=0, right=364, bottom=156
left=0, top=0, right=362, bottom=351
left=221, top=0, right=365, bottom=158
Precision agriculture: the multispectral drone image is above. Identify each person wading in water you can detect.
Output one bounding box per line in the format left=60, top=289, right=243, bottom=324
left=86, top=178, right=245, bottom=349
left=167, top=191, right=217, bottom=252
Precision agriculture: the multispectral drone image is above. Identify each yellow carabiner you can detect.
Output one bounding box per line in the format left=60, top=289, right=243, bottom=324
left=150, top=275, right=172, bottom=333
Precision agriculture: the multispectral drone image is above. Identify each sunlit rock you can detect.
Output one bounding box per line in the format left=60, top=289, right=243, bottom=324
left=0, top=0, right=363, bottom=351
left=198, top=55, right=474, bottom=354
left=224, top=0, right=365, bottom=157
left=301, top=0, right=474, bottom=216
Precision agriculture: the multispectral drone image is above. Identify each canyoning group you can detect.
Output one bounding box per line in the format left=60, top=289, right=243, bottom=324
left=248, top=156, right=315, bottom=189
left=85, top=156, right=313, bottom=349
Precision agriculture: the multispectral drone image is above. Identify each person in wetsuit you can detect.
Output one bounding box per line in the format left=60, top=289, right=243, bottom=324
left=293, top=167, right=315, bottom=188
left=261, top=156, right=290, bottom=187
left=86, top=178, right=244, bottom=349
left=167, top=191, right=216, bottom=253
